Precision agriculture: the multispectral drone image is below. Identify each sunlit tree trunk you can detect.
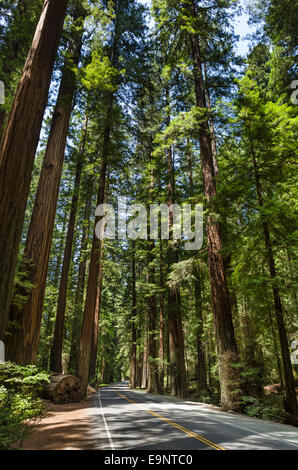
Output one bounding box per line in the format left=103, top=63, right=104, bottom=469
left=189, top=0, right=240, bottom=410
left=165, top=87, right=187, bottom=398
left=50, top=112, right=88, bottom=373
left=0, top=0, right=68, bottom=344
left=6, top=3, right=85, bottom=364
left=77, top=96, right=113, bottom=396
left=68, top=181, right=93, bottom=373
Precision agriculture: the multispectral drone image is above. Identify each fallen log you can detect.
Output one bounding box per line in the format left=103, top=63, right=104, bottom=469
left=43, top=374, right=81, bottom=404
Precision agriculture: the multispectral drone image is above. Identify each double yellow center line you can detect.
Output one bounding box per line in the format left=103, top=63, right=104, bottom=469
left=113, top=388, right=225, bottom=451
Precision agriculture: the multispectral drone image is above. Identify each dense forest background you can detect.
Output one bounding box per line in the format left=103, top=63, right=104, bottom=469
left=0, top=0, right=297, bottom=435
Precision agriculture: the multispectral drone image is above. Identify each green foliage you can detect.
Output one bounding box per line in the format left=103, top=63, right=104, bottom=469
left=242, top=395, right=287, bottom=423
left=0, top=363, right=49, bottom=449
left=81, top=52, right=123, bottom=91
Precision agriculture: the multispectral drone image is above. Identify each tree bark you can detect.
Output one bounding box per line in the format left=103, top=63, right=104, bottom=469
left=77, top=96, right=113, bottom=396
left=165, top=87, right=187, bottom=398
left=0, top=0, right=44, bottom=141
left=204, top=62, right=219, bottom=177
left=68, top=181, right=93, bottom=373
left=5, top=3, right=85, bottom=364
left=187, top=141, right=208, bottom=392
left=250, top=138, right=297, bottom=414
left=50, top=112, right=88, bottom=373
left=40, top=207, right=68, bottom=370
left=141, top=322, right=149, bottom=390
left=194, top=273, right=208, bottom=392
left=158, top=240, right=165, bottom=394
left=0, top=0, right=68, bottom=343
left=130, top=244, right=137, bottom=389
left=189, top=0, right=240, bottom=410
left=147, top=156, right=158, bottom=393
left=89, top=181, right=109, bottom=382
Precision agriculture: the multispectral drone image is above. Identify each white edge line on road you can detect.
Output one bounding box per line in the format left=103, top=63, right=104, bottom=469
left=211, top=417, right=298, bottom=449
left=98, top=390, right=115, bottom=450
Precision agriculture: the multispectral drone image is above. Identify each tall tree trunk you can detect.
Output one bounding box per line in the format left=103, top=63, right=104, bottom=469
left=68, top=180, right=93, bottom=373
left=204, top=63, right=219, bottom=177
left=147, top=156, right=158, bottom=393
left=188, top=141, right=208, bottom=392
left=40, top=207, right=68, bottom=369
left=166, top=314, right=170, bottom=392
left=130, top=244, right=137, bottom=389
left=50, top=112, right=88, bottom=373
left=194, top=273, right=208, bottom=392
left=5, top=3, right=85, bottom=364
left=89, top=180, right=109, bottom=382
left=77, top=96, right=113, bottom=396
left=165, top=87, right=187, bottom=398
left=141, top=310, right=149, bottom=389
left=136, top=330, right=143, bottom=389
left=158, top=240, right=165, bottom=394
left=0, top=0, right=44, bottom=141
left=0, top=0, right=68, bottom=343
left=268, top=308, right=285, bottom=392
left=250, top=138, right=297, bottom=415
left=189, top=0, right=240, bottom=410
left=88, top=245, right=104, bottom=382
left=147, top=252, right=158, bottom=392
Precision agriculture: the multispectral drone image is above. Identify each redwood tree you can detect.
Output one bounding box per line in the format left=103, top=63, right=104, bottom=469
left=188, top=0, right=241, bottom=410
left=5, top=1, right=85, bottom=364
left=50, top=112, right=89, bottom=373
left=0, top=0, right=68, bottom=344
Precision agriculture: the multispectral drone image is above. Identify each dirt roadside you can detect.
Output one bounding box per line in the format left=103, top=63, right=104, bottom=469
left=22, top=394, right=98, bottom=450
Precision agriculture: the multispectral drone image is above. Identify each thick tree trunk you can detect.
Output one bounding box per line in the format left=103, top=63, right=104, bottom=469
left=0, top=0, right=68, bottom=343
left=40, top=208, right=68, bottom=370
left=187, top=142, right=208, bottom=393
left=89, top=179, right=109, bottom=382
left=6, top=4, right=85, bottom=365
left=0, top=0, right=43, bottom=141
left=165, top=89, right=187, bottom=398
left=189, top=3, right=240, bottom=410
left=204, top=63, right=219, bottom=177
left=88, top=260, right=103, bottom=382
left=77, top=96, right=113, bottom=396
left=250, top=138, right=297, bottom=415
left=50, top=113, right=88, bottom=373
left=68, top=182, right=93, bottom=373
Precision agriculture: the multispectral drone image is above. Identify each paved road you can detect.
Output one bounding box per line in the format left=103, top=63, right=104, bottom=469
left=91, top=381, right=298, bottom=450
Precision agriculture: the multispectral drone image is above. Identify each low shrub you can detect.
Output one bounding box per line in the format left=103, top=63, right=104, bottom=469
left=0, top=362, right=50, bottom=449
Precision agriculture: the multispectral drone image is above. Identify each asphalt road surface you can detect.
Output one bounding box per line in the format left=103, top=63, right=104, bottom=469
left=91, top=381, right=298, bottom=451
